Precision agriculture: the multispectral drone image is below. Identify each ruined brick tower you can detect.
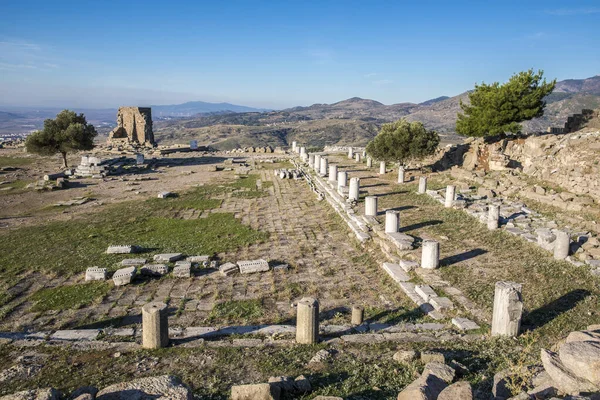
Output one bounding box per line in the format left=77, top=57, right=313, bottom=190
left=108, top=107, right=155, bottom=146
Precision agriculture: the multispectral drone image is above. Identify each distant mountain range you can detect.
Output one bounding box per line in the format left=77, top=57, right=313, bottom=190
left=152, top=101, right=270, bottom=117
left=154, top=75, right=600, bottom=149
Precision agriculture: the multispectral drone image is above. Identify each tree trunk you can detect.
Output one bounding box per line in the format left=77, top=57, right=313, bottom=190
left=61, top=152, right=68, bottom=169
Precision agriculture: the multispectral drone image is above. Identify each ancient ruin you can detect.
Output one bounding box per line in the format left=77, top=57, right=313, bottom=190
left=108, top=106, right=155, bottom=146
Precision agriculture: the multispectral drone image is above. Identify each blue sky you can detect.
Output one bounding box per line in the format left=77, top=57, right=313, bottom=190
left=0, top=0, right=599, bottom=109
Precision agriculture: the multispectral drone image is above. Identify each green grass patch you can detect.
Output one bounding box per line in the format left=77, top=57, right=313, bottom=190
left=208, top=299, right=264, bottom=324
left=30, top=282, right=110, bottom=312
left=0, top=156, right=35, bottom=168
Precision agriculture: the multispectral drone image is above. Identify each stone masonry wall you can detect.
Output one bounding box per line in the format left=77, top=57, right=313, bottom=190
left=108, top=107, right=155, bottom=146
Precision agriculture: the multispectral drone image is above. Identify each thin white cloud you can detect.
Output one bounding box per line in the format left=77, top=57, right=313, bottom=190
left=0, top=62, right=37, bottom=70
left=545, top=7, right=600, bottom=16
left=364, top=72, right=377, bottom=78
left=0, top=40, right=41, bottom=51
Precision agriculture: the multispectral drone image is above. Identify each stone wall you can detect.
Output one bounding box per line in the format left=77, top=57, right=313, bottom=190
left=108, top=107, right=155, bottom=146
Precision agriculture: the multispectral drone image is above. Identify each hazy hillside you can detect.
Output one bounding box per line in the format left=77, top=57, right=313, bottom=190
left=152, top=101, right=269, bottom=117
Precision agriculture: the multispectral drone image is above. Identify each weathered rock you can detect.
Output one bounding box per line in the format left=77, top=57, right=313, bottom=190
left=219, top=262, right=238, bottom=276
left=437, top=381, right=472, bottom=400
left=69, top=386, right=98, bottom=400
left=153, top=253, right=183, bottom=263
left=108, top=107, right=155, bottom=146
left=397, top=371, right=448, bottom=400
left=540, top=349, right=598, bottom=395
left=559, top=341, right=600, bottom=385
left=85, top=267, right=107, bottom=281
left=422, top=362, right=455, bottom=383
left=293, top=375, right=311, bottom=392
left=267, top=376, right=295, bottom=392
left=140, top=264, right=169, bottom=277
left=230, top=383, right=281, bottom=400
left=112, top=266, right=136, bottom=286
left=492, top=370, right=512, bottom=399
left=106, top=245, right=140, bottom=254
left=566, top=330, right=600, bottom=344
left=173, top=264, right=191, bottom=278
left=0, top=388, right=59, bottom=400
left=96, top=375, right=192, bottom=399
left=393, top=350, right=418, bottom=363
left=121, top=259, right=146, bottom=266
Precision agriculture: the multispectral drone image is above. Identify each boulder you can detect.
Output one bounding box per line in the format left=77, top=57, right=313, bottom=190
left=540, top=349, right=598, bottom=395
left=0, top=388, right=59, bottom=400
left=422, top=362, right=455, bottom=383
left=559, top=341, right=600, bottom=385
left=492, top=370, right=512, bottom=399
left=397, top=372, right=448, bottom=400
left=69, top=386, right=98, bottom=400
left=96, top=375, right=192, bottom=399
left=231, top=383, right=281, bottom=400
left=437, top=381, right=472, bottom=400
left=566, top=330, right=600, bottom=344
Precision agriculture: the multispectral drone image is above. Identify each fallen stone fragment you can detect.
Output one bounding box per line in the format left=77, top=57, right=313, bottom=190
left=237, top=259, right=270, bottom=274
left=230, top=383, right=281, bottom=400
left=153, top=253, right=183, bottom=262
left=173, top=264, right=191, bottom=278
left=50, top=329, right=100, bottom=341
left=397, top=371, right=448, bottom=400
left=157, top=191, right=176, bottom=198
left=451, top=317, right=480, bottom=331
left=140, top=264, right=169, bottom=276
left=219, top=262, right=238, bottom=276
left=106, top=245, right=140, bottom=254
left=415, top=285, right=437, bottom=302
left=96, top=375, right=193, bottom=400
left=429, top=297, right=454, bottom=311
left=112, top=266, right=136, bottom=286
left=438, top=381, right=472, bottom=400
left=566, top=330, right=600, bottom=343
left=121, top=258, right=146, bottom=266
left=85, top=267, right=107, bottom=282
left=309, top=349, right=335, bottom=364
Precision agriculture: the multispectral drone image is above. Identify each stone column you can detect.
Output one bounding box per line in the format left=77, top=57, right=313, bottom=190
left=328, top=165, right=338, bottom=182
left=421, top=240, right=439, bottom=269
left=385, top=210, right=400, bottom=233
left=292, top=141, right=297, bottom=152
left=308, top=154, right=315, bottom=166
left=300, top=147, right=306, bottom=158
left=379, top=161, right=386, bottom=175
left=445, top=185, right=456, bottom=208
left=365, top=196, right=377, bottom=217
left=314, top=154, right=321, bottom=171
left=319, top=157, right=328, bottom=176
left=142, top=302, right=169, bottom=349
left=554, top=230, right=570, bottom=260
left=398, top=166, right=405, bottom=183
left=418, top=177, right=428, bottom=194
left=348, top=147, right=354, bottom=159
left=351, top=306, right=364, bottom=325
left=491, top=281, right=523, bottom=337
left=296, top=297, right=319, bottom=344
left=366, top=157, right=373, bottom=167
left=337, top=171, right=348, bottom=189
left=488, top=205, right=500, bottom=230
left=355, top=153, right=361, bottom=163
left=348, top=177, right=360, bottom=201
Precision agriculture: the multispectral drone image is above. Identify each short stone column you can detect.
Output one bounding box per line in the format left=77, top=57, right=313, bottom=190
left=351, top=306, right=364, bottom=325
left=398, top=166, right=405, bottom=183
left=314, top=154, right=321, bottom=171
left=385, top=210, right=400, bottom=233
left=142, top=302, right=169, bottom=349
left=554, top=231, right=570, bottom=260
left=445, top=185, right=456, bottom=208
left=379, top=161, right=386, bottom=175
left=421, top=240, right=439, bottom=269
left=491, top=281, right=523, bottom=337
left=337, top=171, right=348, bottom=189
left=328, top=165, right=338, bottom=182
left=308, top=154, right=314, bottom=166
left=348, top=147, right=354, bottom=159
left=348, top=177, right=360, bottom=201
left=365, top=196, right=377, bottom=216
left=366, top=157, right=373, bottom=167
left=296, top=297, right=319, bottom=344
left=355, top=153, right=361, bottom=162
left=488, top=205, right=500, bottom=230
left=418, top=177, right=428, bottom=194
left=319, top=157, right=328, bottom=176
left=292, top=141, right=297, bottom=152
left=300, top=147, right=306, bottom=158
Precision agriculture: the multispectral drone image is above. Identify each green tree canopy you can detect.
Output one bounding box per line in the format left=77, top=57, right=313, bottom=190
left=25, top=110, right=97, bottom=168
left=456, top=69, right=556, bottom=137
left=366, top=119, right=439, bottom=164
